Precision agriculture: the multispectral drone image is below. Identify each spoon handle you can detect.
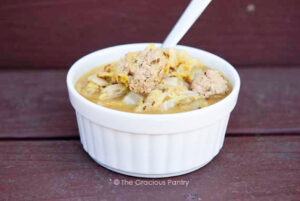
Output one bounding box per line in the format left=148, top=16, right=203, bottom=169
left=162, top=0, right=212, bottom=48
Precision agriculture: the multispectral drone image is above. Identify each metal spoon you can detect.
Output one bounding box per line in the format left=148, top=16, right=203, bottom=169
left=163, top=0, right=212, bottom=48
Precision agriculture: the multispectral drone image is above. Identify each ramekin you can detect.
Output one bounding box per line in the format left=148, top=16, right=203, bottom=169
left=67, top=43, right=240, bottom=178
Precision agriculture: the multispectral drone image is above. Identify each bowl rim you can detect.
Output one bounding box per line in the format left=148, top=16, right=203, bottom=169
left=67, top=43, right=240, bottom=119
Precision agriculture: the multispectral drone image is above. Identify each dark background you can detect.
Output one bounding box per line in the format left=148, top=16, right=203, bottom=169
left=1, top=0, right=299, bottom=69
left=0, top=0, right=299, bottom=138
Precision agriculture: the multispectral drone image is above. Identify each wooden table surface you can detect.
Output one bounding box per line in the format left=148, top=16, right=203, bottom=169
left=1, top=136, right=299, bottom=201
left=0, top=0, right=300, bottom=200
left=0, top=67, right=299, bottom=201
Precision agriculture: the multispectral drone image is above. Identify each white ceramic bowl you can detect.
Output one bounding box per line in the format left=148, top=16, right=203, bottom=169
left=67, top=43, right=240, bottom=178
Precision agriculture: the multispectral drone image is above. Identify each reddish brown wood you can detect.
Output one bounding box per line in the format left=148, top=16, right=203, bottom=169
left=0, top=136, right=299, bottom=201
left=0, top=70, right=77, bottom=138
left=0, top=67, right=300, bottom=138
left=228, top=67, right=300, bottom=134
left=0, top=0, right=299, bottom=69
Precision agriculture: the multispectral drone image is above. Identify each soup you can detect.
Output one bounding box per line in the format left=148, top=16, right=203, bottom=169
left=75, top=45, right=232, bottom=114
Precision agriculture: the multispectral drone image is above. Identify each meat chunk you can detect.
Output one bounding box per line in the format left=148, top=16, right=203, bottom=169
left=191, top=69, right=228, bottom=98
left=118, top=48, right=168, bottom=94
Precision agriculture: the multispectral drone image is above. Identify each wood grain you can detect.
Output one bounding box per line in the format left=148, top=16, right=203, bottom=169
left=0, top=70, right=76, bottom=138
left=0, top=136, right=299, bottom=201
left=229, top=66, right=300, bottom=134
left=0, top=0, right=299, bottom=69
left=0, top=67, right=300, bottom=138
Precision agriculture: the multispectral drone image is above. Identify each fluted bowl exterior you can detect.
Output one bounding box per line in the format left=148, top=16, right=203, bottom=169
left=67, top=43, right=240, bottom=178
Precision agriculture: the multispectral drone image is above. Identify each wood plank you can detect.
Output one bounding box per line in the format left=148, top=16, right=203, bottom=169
left=0, top=70, right=77, bottom=138
left=0, top=136, right=299, bottom=200
left=0, top=67, right=300, bottom=138
left=0, top=0, right=299, bottom=69
left=229, top=67, right=300, bottom=134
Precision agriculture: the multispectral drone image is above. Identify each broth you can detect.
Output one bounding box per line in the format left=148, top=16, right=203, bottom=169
left=75, top=45, right=232, bottom=114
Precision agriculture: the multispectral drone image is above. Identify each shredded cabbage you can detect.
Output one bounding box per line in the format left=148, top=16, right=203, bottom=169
left=123, top=92, right=143, bottom=106
left=99, top=84, right=127, bottom=100
left=76, top=44, right=230, bottom=113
